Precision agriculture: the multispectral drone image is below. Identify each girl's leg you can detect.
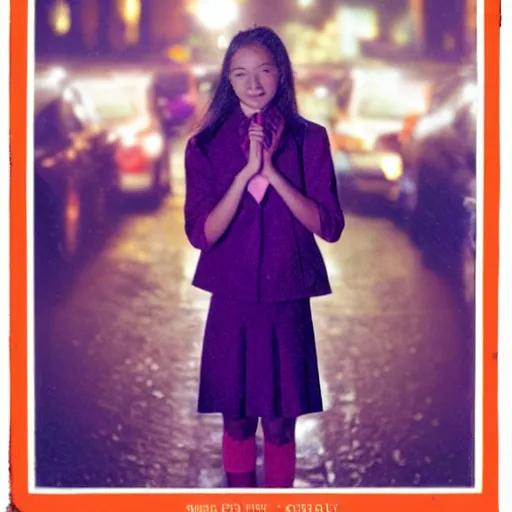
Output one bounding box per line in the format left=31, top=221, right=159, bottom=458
left=222, top=416, right=258, bottom=488
left=261, top=417, right=297, bottom=488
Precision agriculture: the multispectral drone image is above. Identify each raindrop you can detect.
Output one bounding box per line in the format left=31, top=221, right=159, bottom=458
left=150, top=363, right=159, bottom=371
left=431, top=418, right=440, bottom=427
left=126, top=454, right=138, bottom=462
left=152, top=390, right=165, bottom=399
left=111, top=434, right=120, bottom=442
left=327, top=471, right=336, bottom=484
left=146, top=380, right=153, bottom=387
left=392, top=449, right=406, bottom=466
left=425, top=397, right=433, bottom=406
left=413, top=473, right=421, bottom=485
left=414, top=413, right=424, bottom=422
left=409, top=346, right=417, bottom=354
left=350, top=471, right=359, bottom=480
left=352, top=440, right=360, bottom=450
left=425, top=456, right=432, bottom=464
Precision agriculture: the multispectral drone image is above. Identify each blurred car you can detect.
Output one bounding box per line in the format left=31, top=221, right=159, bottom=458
left=329, top=67, right=430, bottom=204
left=34, top=76, right=118, bottom=266
left=397, top=66, right=477, bottom=306
left=152, top=66, right=199, bottom=136
left=74, top=73, right=172, bottom=205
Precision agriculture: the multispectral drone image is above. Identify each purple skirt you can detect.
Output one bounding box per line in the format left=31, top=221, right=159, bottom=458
left=197, top=296, right=323, bottom=418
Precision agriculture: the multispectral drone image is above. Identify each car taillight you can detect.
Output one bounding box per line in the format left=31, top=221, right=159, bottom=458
left=141, top=132, right=164, bottom=158
left=119, top=130, right=164, bottom=158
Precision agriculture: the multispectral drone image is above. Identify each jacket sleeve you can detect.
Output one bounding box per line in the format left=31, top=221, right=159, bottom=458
left=184, top=137, right=218, bottom=251
left=302, top=125, right=345, bottom=243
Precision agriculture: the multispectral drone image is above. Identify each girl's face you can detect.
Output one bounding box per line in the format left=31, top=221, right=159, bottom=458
left=229, top=44, right=279, bottom=115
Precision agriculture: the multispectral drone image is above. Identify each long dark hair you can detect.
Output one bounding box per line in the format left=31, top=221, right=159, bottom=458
left=194, top=26, right=305, bottom=149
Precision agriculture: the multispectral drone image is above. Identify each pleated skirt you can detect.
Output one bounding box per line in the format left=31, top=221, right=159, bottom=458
left=197, top=295, right=323, bottom=418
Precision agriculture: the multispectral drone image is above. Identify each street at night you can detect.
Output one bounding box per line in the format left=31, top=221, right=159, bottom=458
left=35, top=140, right=474, bottom=489
left=31, top=0, right=478, bottom=492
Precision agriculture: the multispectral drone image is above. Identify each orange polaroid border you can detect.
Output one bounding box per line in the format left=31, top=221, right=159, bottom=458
left=9, top=0, right=500, bottom=510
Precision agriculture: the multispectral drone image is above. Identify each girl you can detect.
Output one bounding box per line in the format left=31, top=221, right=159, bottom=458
left=184, top=26, right=345, bottom=488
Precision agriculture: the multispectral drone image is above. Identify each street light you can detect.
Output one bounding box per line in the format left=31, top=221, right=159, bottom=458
left=192, top=0, right=239, bottom=31
left=298, top=0, right=314, bottom=8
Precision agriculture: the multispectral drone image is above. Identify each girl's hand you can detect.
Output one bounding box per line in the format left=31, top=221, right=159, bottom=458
left=246, top=121, right=265, bottom=174
left=263, top=114, right=285, bottom=165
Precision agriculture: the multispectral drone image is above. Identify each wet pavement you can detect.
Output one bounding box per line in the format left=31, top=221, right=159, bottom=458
left=34, top=144, right=475, bottom=489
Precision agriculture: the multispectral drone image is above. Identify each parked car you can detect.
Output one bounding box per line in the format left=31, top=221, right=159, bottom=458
left=395, top=66, right=476, bottom=223
left=397, top=66, right=477, bottom=307
left=74, top=72, right=172, bottom=205
left=328, top=66, right=430, bottom=205
left=34, top=76, right=118, bottom=267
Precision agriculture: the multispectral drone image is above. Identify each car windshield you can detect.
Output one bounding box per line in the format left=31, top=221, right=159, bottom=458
left=356, top=81, right=428, bottom=120
left=84, top=82, right=148, bottom=121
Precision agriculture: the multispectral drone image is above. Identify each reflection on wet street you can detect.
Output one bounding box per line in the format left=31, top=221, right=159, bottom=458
left=35, top=140, right=474, bottom=489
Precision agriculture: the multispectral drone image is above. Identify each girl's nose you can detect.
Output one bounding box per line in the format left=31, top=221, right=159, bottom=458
left=249, top=74, right=262, bottom=90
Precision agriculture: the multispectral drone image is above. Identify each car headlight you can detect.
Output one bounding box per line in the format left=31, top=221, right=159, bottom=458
left=381, top=154, right=403, bottom=181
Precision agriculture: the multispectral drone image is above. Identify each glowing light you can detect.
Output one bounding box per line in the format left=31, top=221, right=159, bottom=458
left=193, top=0, right=238, bottom=31
left=142, top=133, right=164, bottom=157
left=47, top=66, right=67, bottom=86
left=51, top=0, right=71, bottom=35
left=167, top=45, right=191, bottom=62
left=118, top=0, right=141, bottom=44
left=217, top=34, right=229, bottom=50
left=313, top=86, right=329, bottom=99
left=461, top=82, right=477, bottom=103
left=380, top=154, right=403, bottom=181
left=121, top=0, right=141, bottom=23
left=298, top=0, right=314, bottom=7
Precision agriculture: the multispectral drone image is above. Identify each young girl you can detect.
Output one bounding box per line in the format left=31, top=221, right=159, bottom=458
left=184, top=26, right=345, bottom=488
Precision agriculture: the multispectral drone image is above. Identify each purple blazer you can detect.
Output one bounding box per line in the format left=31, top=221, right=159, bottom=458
left=184, top=106, right=345, bottom=303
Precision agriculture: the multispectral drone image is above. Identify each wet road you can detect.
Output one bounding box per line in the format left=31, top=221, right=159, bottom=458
left=35, top=143, right=475, bottom=489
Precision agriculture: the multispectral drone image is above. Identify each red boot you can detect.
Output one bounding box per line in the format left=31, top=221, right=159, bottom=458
left=222, top=431, right=257, bottom=488
left=264, top=441, right=296, bottom=488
